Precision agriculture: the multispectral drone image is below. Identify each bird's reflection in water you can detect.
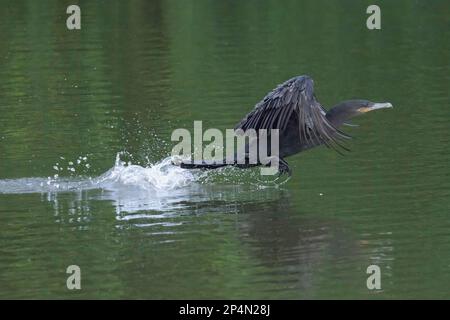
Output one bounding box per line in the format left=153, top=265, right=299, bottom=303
left=233, top=192, right=359, bottom=296
left=99, top=184, right=359, bottom=294
left=43, top=183, right=395, bottom=297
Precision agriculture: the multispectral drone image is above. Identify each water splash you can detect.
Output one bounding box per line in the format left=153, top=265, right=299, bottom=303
left=97, top=153, right=198, bottom=191
left=0, top=153, right=291, bottom=221
left=0, top=152, right=289, bottom=217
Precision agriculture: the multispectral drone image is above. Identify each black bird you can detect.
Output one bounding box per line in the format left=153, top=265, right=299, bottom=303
left=180, top=75, right=392, bottom=175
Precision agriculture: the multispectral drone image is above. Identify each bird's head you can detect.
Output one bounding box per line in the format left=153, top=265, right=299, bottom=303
left=326, top=99, right=393, bottom=127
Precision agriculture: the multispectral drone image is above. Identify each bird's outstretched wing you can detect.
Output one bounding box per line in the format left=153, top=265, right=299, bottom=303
left=234, top=75, right=350, bottom=152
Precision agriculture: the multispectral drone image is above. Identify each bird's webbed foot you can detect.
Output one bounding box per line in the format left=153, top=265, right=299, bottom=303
left=262, top=156, right=291, bottom=177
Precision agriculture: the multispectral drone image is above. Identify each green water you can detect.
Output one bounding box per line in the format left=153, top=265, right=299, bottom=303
left=0, top=0, right=449, bottom=299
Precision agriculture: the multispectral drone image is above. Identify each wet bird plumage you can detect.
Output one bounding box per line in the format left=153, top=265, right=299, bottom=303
left=235, top=76, right=351, bottom=157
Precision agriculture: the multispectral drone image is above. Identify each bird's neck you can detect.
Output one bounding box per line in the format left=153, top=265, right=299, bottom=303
left=325, top=101, right=357, bottom=128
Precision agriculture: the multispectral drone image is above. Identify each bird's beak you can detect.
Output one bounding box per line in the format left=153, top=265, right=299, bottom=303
left=359, top=102, right=393, bottom=113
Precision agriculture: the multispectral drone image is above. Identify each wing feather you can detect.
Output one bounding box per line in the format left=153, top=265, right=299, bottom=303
left=235, top=75, right=350, bottom=152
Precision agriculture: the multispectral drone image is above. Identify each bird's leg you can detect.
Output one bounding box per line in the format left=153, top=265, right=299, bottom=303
left=233, top=153, right=292, bottom=177
left=278, top=157, right=292, bottom=177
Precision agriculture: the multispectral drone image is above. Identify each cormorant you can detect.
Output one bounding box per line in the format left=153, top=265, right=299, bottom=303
left=180, top=75, right=392, bottom=175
